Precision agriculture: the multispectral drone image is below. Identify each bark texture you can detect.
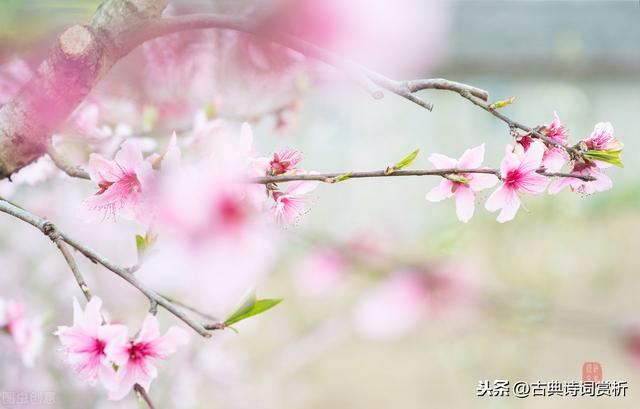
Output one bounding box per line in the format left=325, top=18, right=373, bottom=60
left=0, top=0, right=169, bottom=179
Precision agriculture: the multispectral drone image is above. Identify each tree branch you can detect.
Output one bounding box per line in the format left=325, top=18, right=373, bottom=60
left=248, top=168, right=595, bottom=184
left=0, top=197, right=212, bottom=337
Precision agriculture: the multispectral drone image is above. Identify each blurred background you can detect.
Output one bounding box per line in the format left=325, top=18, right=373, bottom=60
left=0, top=1, right=639, bottom=408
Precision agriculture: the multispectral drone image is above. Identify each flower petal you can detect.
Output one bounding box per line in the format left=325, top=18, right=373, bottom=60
left=114, top=141, right=144, bottom=171
left=519, top=141, right=545, bottom=173
left=454, top=185, right=475, bottom=223
left=425, top=179, right=454, bottom=202
left=496, top=189, right=521, bottom=223
left=468, top=173, right=498, bottom=191
left=136, top=314, right=160, bottom=343
left=428, top=153, right=457, bottom=170
left=457, top=143, right=485, bottom=169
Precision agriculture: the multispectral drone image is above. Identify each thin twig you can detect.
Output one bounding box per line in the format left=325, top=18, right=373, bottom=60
left=49, top=230, right=93, bottom=301
left=0, top=198, right=211, bottom=337
left=248, top=167, right=595, bottom=184
left=129, top=14, right=488, bottom=112
left=160, top=293, right=219, bottom=323
left=47, top=147, right=91, bottom=180
left=134, top=384, right=157, bottom=409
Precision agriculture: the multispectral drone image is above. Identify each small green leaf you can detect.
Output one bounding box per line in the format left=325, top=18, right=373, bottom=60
left=224, top=298, right=283, bottom=326
left=446, top=174, right=470, bottom=184
left=394, top=149, right=420, bottom=171
left=205, top=101, right=217, bottom=120
left=490, top=96, right=517, bottom=110
left=332, top=172, right=352, bottom=183
left=135, top=235, right=145, bottom=253
left=141, top=105, right=159, bottom=132
left=584, top=149, right=624, bottom=168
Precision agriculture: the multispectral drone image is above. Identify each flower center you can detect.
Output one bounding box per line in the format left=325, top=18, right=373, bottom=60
left=128, top=341, right=152, bottom=362
left=505, top=169, right=522, bottom=187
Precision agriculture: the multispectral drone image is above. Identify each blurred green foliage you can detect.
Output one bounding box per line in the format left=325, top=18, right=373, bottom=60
left=0, top=0, right=100, bottom=43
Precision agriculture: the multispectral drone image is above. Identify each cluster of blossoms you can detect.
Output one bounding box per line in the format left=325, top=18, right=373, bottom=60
left=56, top=297, right=188, bottom=400
left=84, top=119, right=317, bottom=228
left=250, top=148, right=319, bottom=225
left=0, top=298, right=42, bottom=366
left=426, top=113, right=622, bottom=223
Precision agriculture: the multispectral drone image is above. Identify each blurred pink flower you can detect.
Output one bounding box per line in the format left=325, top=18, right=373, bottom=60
left=352, top=272, right=428, bottom=341
left=548, top=161, right=612, bottom=195
left=1, top=298, right=43, bottom=366
left=292, top=249, right=347, bottom=298
left=105, top=314, right=188, bottom=400
left=0, top=59, right=32, bottom=104
left=271, top=179, right=319, bottom=225
left=84, top=141, right=153, bottom=220
left=485, top=142, right=547, bottom=223
left=56, top=297, right=127, bottom=385
left=425, top=143, right=497, bottom=223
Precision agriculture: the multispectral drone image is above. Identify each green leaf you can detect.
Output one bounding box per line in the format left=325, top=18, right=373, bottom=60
left=489, top=96, right=516, bottom=110
left=135, top=235, right=145, bottom=254
left=141, top=105, right=158, bottom=132
left=205, top=101, right=217, bottom=120
left=332, top=172, right=352, bottom=183
left=394, top=149, right=420, bottom=170
left=584, top=149, right=624, bottom=168
left=224, top=298, right=283, bottom=327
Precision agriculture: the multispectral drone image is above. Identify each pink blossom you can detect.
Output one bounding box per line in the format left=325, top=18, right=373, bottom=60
left=269, top=149, right=304, bottom=175
left=584, top=122, right=621, bottom=152
left=56, top=297, right=127, bottom=385
left=582, top=122, right=623, bottom=168
left=1, top=299, right=43, bottom=366
left=352, top=272, right=428, bottom=341
left=516, top=113, right=570, bottom=172
left=292, top=249, right=347, bottom=298
left=425, top=144, right=498, bottom=223
left=105, top=314, right=188, bottom=400
left=548, top=162, right=612, bottom=195
left=485, top=142, right=548, bottom=223
left=541, top=147, right=569, bottom=173
left=84, top=141, right=153, bottom=219
left=543, top=111, right=568, bottom=144
left=271, top=179, right=319, bottom=225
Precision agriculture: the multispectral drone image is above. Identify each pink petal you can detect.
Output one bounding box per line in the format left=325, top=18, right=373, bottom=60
left=584, top=168, right=612, bottom=194
left=499, top=148, right=520, bottom=177
left=97, top=324, right=128, bottom=364
left=468, top=173, right=498, bottom=191
left=114, top=141, right=144, bottom=171
left=148, top=327, right=189, bottom=358
left=88, top=154, right=121, bottom=184
left=428, top=153, right=457, bottom=169
left=239, top=122, right=254, bottom=154
left=485, top=185, right=508, bottom=213
left=496, top=189, right=521, bottom=223
left=104, top=343, right=129, bottom=367
left=136, top=314, right=160, bottom=343
left=517, top=172, right=548, bottom=195
left=287, top=179, right=319, bottom=195
left=82, top=297, right=103, bottom=334
left=519, top=141, right=545, bottom=173
left=425, top=179, right=454, bottom=202
left=541, top=148, right=568, bottom=172
left=548, top=177, right=579, bottom=195
left=454, top=185, right=475, bottom=223
left=457, top=143, right=485, bottom=169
